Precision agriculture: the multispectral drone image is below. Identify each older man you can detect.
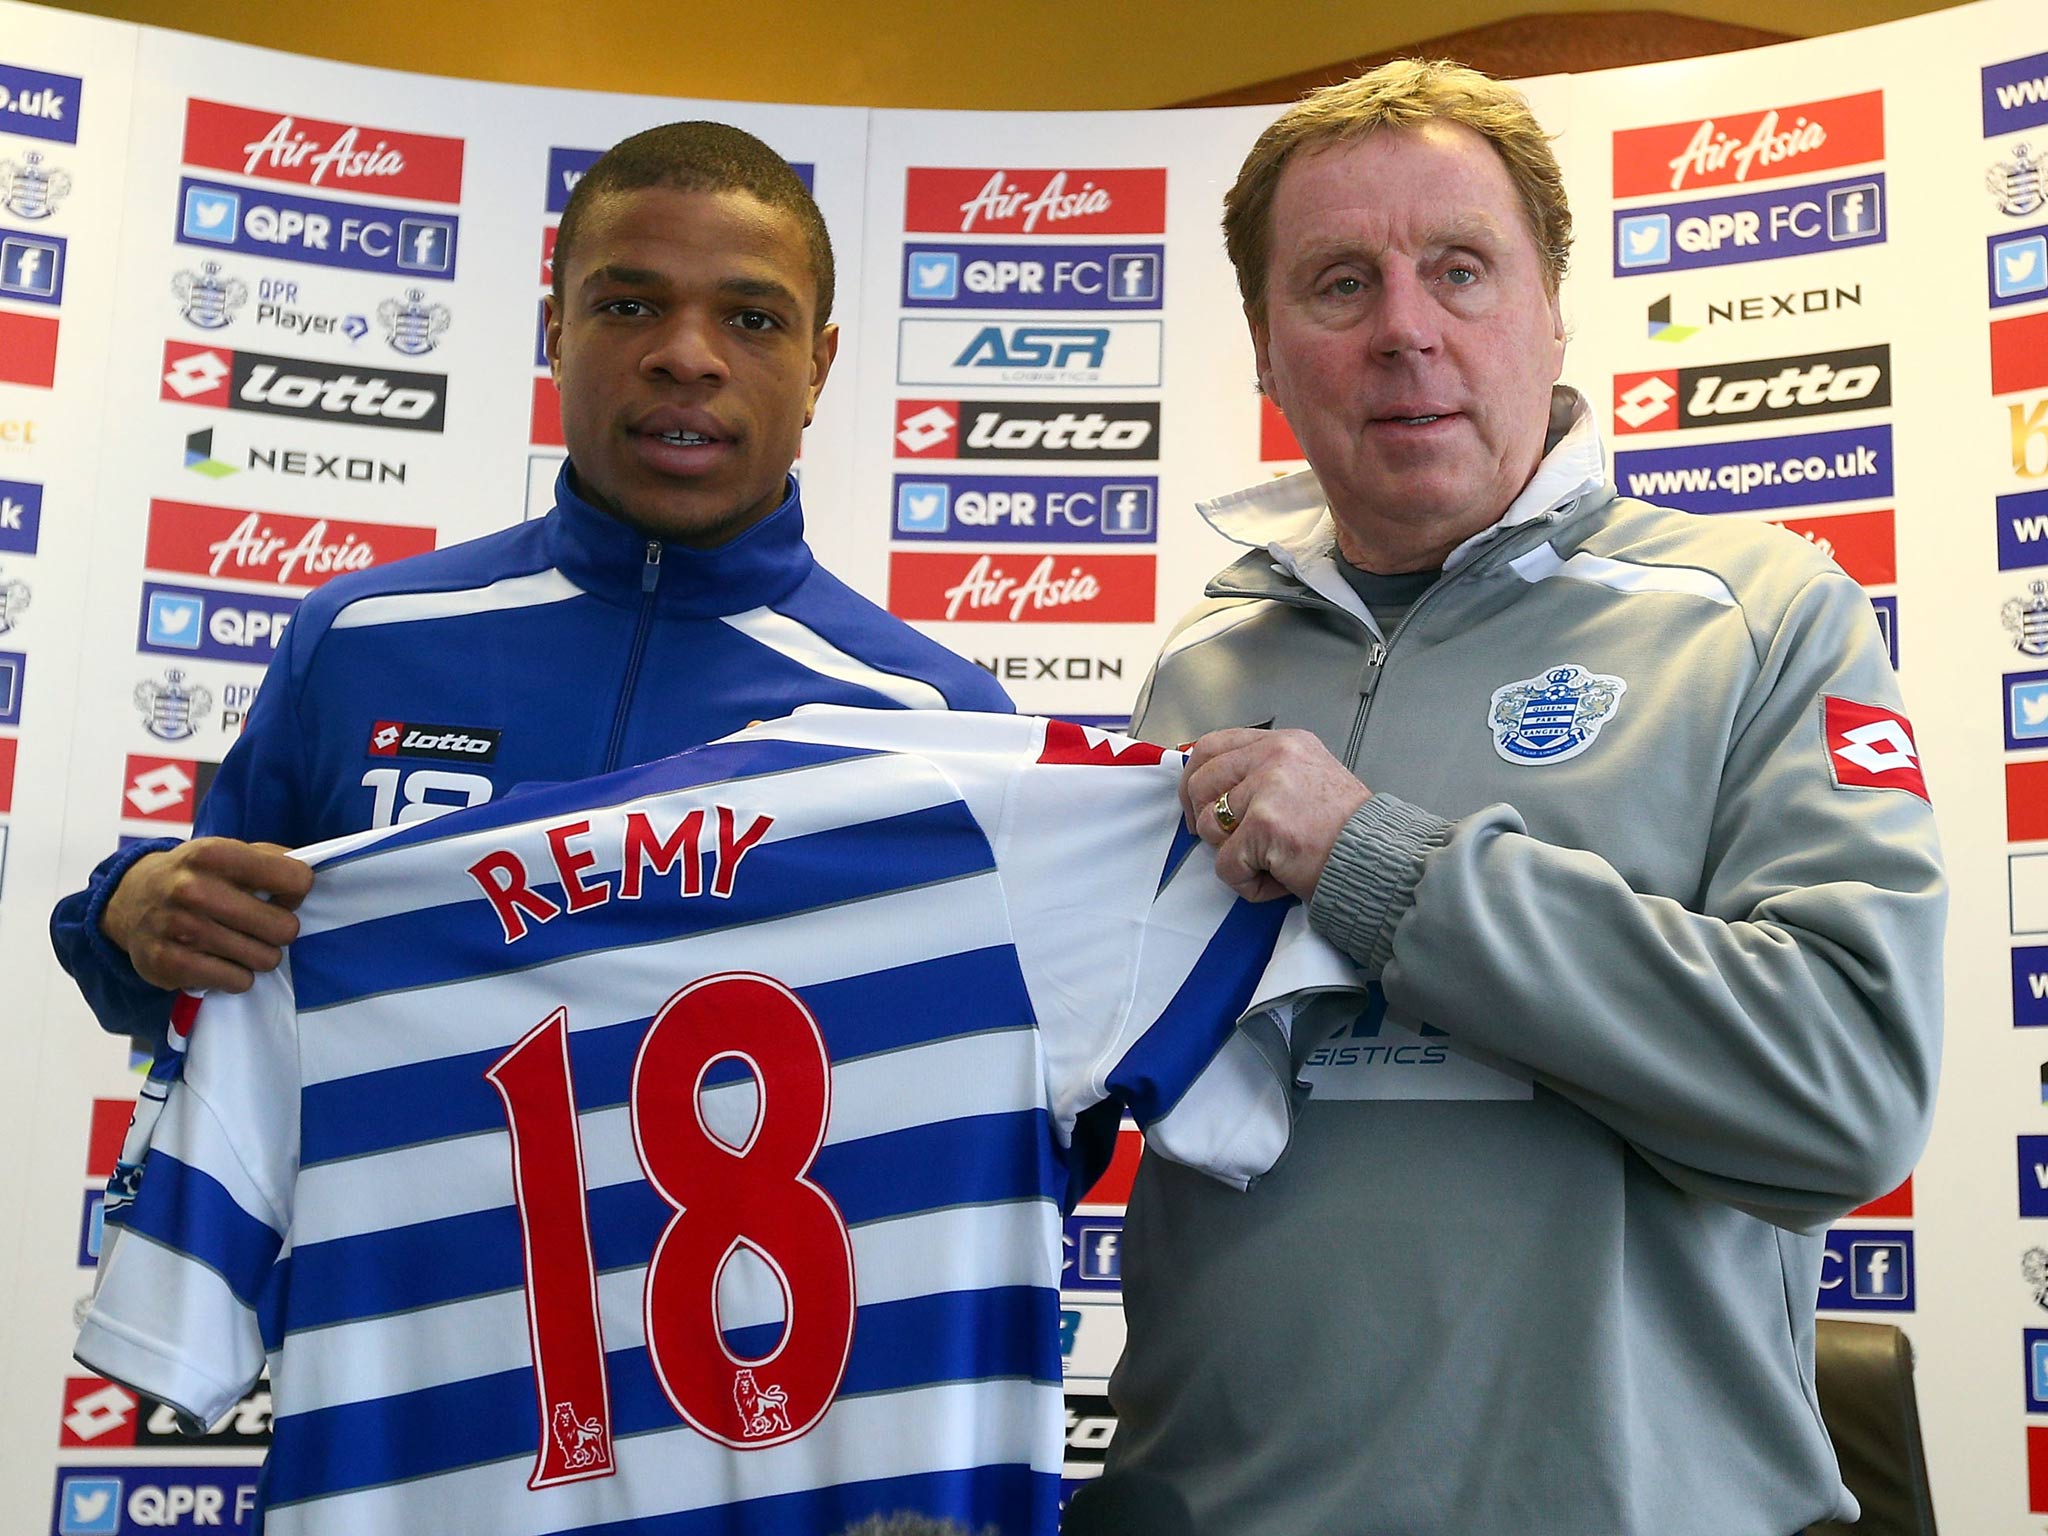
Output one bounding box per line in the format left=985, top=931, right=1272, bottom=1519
left=1092, top=61, right=1944, bottom=1535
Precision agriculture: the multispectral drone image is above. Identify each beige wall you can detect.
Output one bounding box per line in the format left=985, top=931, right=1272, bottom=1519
left=36, top=0, right=1959, bottom=108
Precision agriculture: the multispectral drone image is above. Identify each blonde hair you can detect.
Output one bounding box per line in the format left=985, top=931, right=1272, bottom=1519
left=1223, top=58, right=1572, bottom=315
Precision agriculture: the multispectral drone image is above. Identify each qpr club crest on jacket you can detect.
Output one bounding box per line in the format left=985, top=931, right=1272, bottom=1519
left=1489, top=663, right=1628, bottom=765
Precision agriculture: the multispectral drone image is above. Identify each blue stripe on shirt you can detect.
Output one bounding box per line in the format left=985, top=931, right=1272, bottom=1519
left=120, top=1152, right=282, bottom=1310
left=263, top=1286, right=1058, bottom=1507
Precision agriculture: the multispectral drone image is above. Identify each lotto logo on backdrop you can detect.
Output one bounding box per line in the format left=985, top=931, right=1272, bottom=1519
left=889, top=550, right=1154, bottom=624
left=1817, top=1226, right=1913, bottom=1311
left=2008, top=669, right=2048, bottom=750
left=1993, top=312, right=2048, bottom=397
left=1612, top=91, right=1884, bottom=197
left=0, top=229, right=65, bottom=305
left=895, top=399, right=1158, bottom=460
left=177, top=178, right=457, bottom=280
left=0, top=62, right=81, bottom=144
left=1613, top=174, right=1886, bottom=277
left=159, top=340, right=448, bottom=432
left=1991, top=227, right=2048, bottom=306
left=60, top=1376, right=272, bottom=1449
left=1984, top=51, right=2048, bottom=138
left=896, top=318, right=1162, bottom=388
left=138, top=583, right=299, bottom=666
left=51, top=1466, right=262, bottom=1535
left=1825, top=696, right=1927, bottom=801
left=1770, top=509, right=1895, bottom=588
left=0, top=477, right=41, bottom=554
left=145, top=499, right=436, bottom=588
left=1612, top=346, right=1890, bottom=436
left=182, top=99, right=464, bottom=202
left=904, top=167, right=1166, bottom=236
left=1615, top=424, right=1893, bottom=514
left=900, top=243, right=1164, bottom=309
left=0, top=309, right=59, bottom=387
left=120, top=754, right=210, bottom=823
left=893, top=474, right=1157, bottom=542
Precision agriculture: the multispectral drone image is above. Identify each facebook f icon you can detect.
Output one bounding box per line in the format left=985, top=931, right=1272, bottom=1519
left=1848, top=1241, right=1908, bottom=1300
left=0, top=235, right=59, bottom=299
left=397, top=218, right=454, bottom=275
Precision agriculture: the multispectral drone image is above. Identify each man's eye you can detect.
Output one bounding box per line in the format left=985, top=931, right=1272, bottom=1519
left=1443, top=266, right=1480, bottom=286
left=1325, top=275, right=1364, bottom=297
left=732, top=309, right=780, bottom=331
left=600, top=297, right=651, bottom=317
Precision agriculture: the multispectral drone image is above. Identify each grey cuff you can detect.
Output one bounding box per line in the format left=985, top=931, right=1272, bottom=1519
left=1307, top=792, right=1455, bottom=975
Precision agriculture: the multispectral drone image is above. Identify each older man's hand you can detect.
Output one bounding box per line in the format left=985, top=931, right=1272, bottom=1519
left=1181, top=728, right=1372, bottom=903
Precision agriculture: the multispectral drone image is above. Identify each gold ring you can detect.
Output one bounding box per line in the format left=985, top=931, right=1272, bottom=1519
left=1214, top=791, right=1241, bottom=834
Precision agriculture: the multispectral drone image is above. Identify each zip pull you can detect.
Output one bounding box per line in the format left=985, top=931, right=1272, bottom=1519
left=642, top=540, right=662, bottom=594
left=1357, top=639, right=1386, bottom=696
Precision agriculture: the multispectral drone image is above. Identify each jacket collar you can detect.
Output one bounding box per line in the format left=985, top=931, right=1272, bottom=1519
left=1197, top=386, right=1608, bottom=618
left=543, top=463, right=816, bottom=616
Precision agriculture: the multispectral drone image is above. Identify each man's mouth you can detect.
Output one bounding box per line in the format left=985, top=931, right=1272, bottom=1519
left=654, top=429, right=716, bottom=446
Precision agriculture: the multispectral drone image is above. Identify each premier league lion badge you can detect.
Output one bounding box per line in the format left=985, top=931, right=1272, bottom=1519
left=1489, top=663, right=1628, bottom=765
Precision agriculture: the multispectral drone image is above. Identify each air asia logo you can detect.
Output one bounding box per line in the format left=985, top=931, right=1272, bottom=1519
left=894, top=474, right=1156, bottom=542
left=1612, top=346, right=1890, bottom=435
left=896, top=319, right=1163, bottom=389
left=159, top=340, right=448, bottom=431
left=1824, top=696, right=1927, bottom=801
left=904, top=167, right=1166, bottom=236
left=0, top=61, right=81, bottom=145
left=61, top=1376, right=273, bottom=1448
left=367, top=720, right=502, bottom=763
left=1994, top=312, right=2048, bottom=397
left=145, top=499, right=436, bottom=588
left=182, top=99, right=465, bottom=201
left=1613, top=90, right=1884, bottom=197
left=0, top=309, right=58, bottom=388
left=0, top=229, right=64, bottom=305
left=889, top=550, right=1154, bottom=624
left=1614, top=174, right=1885, bottom=277
left=0, top=148, right=70, bottom=219
left=894, top=399, right=1157, bottom=460
left=177, top=177, right=458, bottom=280
left=900, top=243, right=1164, bottom=309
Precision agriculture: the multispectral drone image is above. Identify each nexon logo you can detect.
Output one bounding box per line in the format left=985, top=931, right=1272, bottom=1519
left=367, top=720, right=501, bottom=763
left=895, top=399, right=1158, bottom=460
left=1613, top=345, right=1889, bottom=434
left=160, top=340, right=447, bottom=431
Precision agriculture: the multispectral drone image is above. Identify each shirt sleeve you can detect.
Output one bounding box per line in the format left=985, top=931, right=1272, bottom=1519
left=1308, top=568, right=1944, bottom=1232
left=75, top=967, right=302, bottom=1427
left=992, top=722, right=1364, bottom=1190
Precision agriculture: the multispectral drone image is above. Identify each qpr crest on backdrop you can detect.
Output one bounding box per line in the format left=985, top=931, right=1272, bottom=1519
left=1990, top=142, right=2046, bottom=218
left=134, top=670, right=214, bottom=742
left=2009, top=579, right=2048, bottom=657
left=378, top=289, right=450, bottom=356
left=0, top=569, right=27, bottom=634
left=0, top=151, right=71, bottom=220
left=174, top=262, right=249, bottom=330
left=1489, top=664, right=1629, bottom=765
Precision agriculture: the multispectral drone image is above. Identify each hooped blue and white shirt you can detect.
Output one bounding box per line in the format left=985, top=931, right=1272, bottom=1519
left=77, top=708, right=1359, bottom=1536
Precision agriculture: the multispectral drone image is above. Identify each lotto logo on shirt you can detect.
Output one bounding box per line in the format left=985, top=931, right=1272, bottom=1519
left=889, top=550, right=1154, bottom=623
left=1770, top=509, right=1895, bottom=588
left=904, top=167, right=1166, bottom=236
left=50, top=1466, right=262, bottom=1534
left=0, top=308, right=59, bottom=387
left=894, top=474, right=1157, bottom=542
left=901, top=243, right=1164, bottom=309
left=1612, top=91, right=1884, bottom=197
left=1817, top=1226, right=1913, bottom=1311
left=0, top=228, right=65, bottom=305
left=183, top=99, right=465, bottom=203
left=0, top=62, right=81, bottom=144
left=1612, top=345, right=1890, bottom=434
left=1985, top=51, right=2048, bottom=138
left=159, top=340, right=448, bottom=432
left=176, top=178, right=458, bottom=280
left=1993, top=311, right=2048, bottom=397
left=1825, top=696, right=1928, bottom=802
left=365, top=720, right=502, bottom=763
left=145, top=499, right=436, bottom=589
left=0, top=477, right=41, bottom=555
left=1613, top=174, right=1886, bottom=276
left=137, top=582, right=299, bottom=665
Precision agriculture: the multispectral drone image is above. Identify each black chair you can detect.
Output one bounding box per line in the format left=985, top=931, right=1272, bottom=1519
left=1806, top=1319, right=1938, bottom=1536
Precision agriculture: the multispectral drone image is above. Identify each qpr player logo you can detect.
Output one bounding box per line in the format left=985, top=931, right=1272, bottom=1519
left=172, top=261, right=249, bottom=330
left=1990, top=142, right=2046, bottom=218
left=2009, top=579, right=2048, bottom=658
left=377, top=287, right=450, bottom=355
left=0, top=568, right=27, bottom=634
left=1488, top=664, right=1627, bottom=764
left=0, top=150, right=70, bottom=219
left=135, top=669, right=214, bottom=742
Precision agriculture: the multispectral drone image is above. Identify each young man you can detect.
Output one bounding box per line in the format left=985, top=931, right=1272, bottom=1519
left=52, top=122, right=1007, bottom=1045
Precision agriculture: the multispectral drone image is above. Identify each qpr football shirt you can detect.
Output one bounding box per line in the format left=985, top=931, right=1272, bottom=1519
left=77, top=708, right=1358, bottom=1536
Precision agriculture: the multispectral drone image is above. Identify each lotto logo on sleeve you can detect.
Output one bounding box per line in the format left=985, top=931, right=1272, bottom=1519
left=889, top=550, right=1154, bottom=623
left=0, top=309, right=59, bottom=387
left=1817, top=1226, right=1912, bottom=1311
left=904, top=167, right=1166, bottom=236
left=893, top=474, right=1156, bottom=542
left=145, top=499, right=436, bottom=588
left=183, top=100, right=464, bottom=202
left=159, top=340, right=447, bottom=431
left=1824, top=696, right=1927, bottom=801
left=0, top=478, right=41, bottom=555
left=1612, top=91, right=1884, bottom=197
left=0, top=62, right=81, bottom=144
left=0, top=229, right=64, bottom=305
left=177, top=178, right=458, bottom=280
left=901, top=243, right=1164, bottom=309
left=1985, top=51, right=2048, bottom=138
left=1613, top=174, right=1885, bottom=276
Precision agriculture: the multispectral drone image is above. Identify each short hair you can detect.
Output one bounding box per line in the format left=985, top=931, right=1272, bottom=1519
left=1223, top=58, right=1572, bottom=316
left=551, top=120, right=835, bottom=327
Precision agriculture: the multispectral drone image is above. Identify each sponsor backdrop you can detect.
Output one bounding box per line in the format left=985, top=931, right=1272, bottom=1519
left=0, top=0, right=2042, bottom=1525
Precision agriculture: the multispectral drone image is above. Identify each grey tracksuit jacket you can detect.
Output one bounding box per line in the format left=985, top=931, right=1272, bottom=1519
left=1102, top=391, right=1945, bottom=1536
